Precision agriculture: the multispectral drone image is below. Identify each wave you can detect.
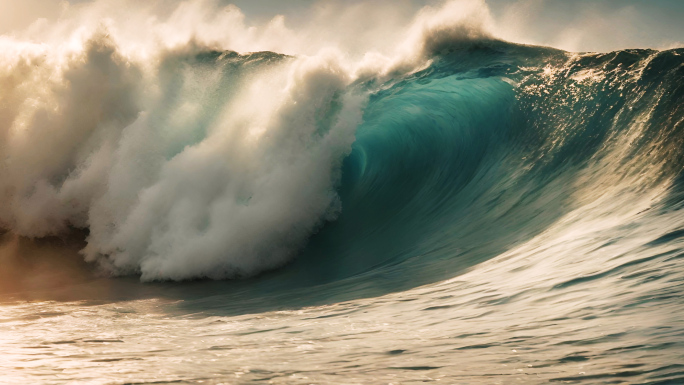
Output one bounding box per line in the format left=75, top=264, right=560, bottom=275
left=0, top=1, right=683, bottom=289
left=274, top=43, right=684, bottom=295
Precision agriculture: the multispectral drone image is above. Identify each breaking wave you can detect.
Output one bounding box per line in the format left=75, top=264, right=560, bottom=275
left=0, top=0, right=683, bottom=289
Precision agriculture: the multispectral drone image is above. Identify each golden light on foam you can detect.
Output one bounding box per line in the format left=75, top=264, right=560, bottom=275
left=227, top=75, right=288, bottom=144
left=245, top=125, right=268, bottom=143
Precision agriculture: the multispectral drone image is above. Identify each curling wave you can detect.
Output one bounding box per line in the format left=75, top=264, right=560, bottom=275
left=0, top=1, right=683, bottom=289
left=274, top=42, right=684, bottom=297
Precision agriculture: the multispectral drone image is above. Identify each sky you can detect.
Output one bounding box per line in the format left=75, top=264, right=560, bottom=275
left=487, top=0, right=684, bottom=51
left=0, top=0, right=682, bottom=52
left=229, top=0, right=684, bottom=51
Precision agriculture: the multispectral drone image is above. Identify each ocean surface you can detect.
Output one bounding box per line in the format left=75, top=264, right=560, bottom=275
left=1, top=37, right=684, bottom=384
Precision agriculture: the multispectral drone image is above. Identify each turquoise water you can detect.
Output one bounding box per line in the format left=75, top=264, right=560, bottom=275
left=2, top=42, right=684, bottom=384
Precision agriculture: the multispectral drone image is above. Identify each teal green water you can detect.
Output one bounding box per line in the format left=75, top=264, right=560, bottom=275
left=2, top=42, right=684, bottom=384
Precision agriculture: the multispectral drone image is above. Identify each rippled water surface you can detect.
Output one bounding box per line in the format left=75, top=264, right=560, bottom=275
left=3, top=198, right=684, bottom=384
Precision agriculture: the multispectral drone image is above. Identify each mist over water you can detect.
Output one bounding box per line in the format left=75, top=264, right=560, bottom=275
left=1, top=0, right=684, bottom=384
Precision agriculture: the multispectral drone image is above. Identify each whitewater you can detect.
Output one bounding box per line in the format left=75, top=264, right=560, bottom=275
left=1, top=0, right=684, bottom=383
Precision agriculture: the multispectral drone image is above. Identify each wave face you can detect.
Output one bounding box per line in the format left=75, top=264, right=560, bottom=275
left=263, top=43, right=684, bottom=296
